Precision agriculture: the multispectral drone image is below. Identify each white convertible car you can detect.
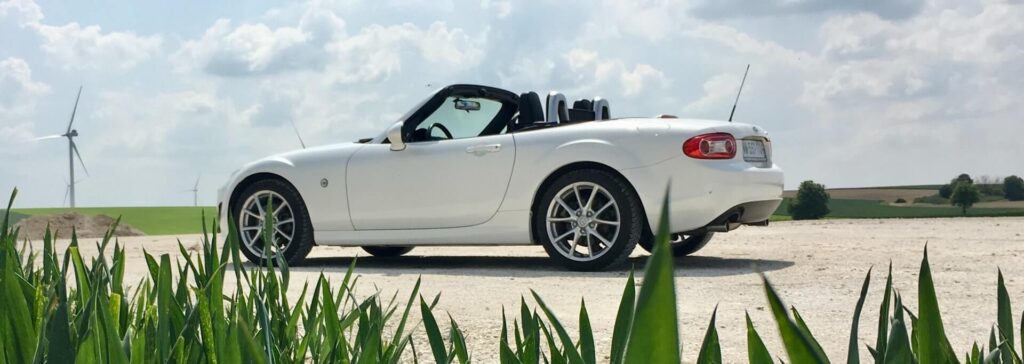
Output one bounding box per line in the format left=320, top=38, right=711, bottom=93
left=218, top=84, right=783, bottom=270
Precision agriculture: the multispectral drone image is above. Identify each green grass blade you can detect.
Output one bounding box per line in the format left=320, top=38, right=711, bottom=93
left=791, top=308, right=829, bottom=362
left=997, top=269, right=1016, bottom=364
left=882, top=310, right=913, bottom=364
left=449, top=315, right=470, bottom=364
left=578, top=299, right=595, bottom=364
left=875, top=263, right=893, bottom=363
left=623, top=190, right=680, bottom=364
left=609, top=270, right=635, bottom=364
left=762, top=274, right=830, bottom=364
left=420, top=296, right=448, bottom=364
left=696, top=306, right=722, bottom=364
left=529, top=290, right=584, bottom=364
left=918, top=247, right=953, bottom=364
left=848, top=267, right=872, bottom=364
left=746, top=312, right=773, bottom=364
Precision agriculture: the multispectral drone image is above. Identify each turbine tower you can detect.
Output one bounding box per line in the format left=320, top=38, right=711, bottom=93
left=190, top=175, right=200, bottom=207
left=36, top=86, right=89, bottom=208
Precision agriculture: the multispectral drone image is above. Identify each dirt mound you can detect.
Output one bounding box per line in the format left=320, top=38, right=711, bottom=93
left=13, top=213, right=145, bottom=241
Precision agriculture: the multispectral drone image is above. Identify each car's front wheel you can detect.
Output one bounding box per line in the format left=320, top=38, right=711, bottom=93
left=232, top=178, right=314, bottom=266
left=638, top=232, right=715, bottom=257
left=533, top=169, right=642, bottom=271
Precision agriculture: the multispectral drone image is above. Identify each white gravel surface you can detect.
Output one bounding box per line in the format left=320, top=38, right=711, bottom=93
left=39, top=217, right=1024, bottom=362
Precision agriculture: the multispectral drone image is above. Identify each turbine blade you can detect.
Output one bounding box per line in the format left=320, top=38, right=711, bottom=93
left=67, top=86, right=83, bottom=134
left=64, top=185, right=70, bottom=207
left=194, top=175, right=201, bottom=189
left=289, top=119, right=307, bottom=149
left=33, top=134, right=64, bottom=141
left=71, top=140, right=89, bottom=176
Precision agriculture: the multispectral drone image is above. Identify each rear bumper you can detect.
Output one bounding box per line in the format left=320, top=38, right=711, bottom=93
left=620, top=155, right=783, bottom=234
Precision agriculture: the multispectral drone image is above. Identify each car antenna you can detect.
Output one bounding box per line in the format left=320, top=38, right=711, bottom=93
left=289, top=119, right=307, bottom=149
left=728, top=64, right=750, bottom=122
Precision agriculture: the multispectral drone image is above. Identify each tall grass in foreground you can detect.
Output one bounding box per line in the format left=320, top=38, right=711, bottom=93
left=2, top=187, right=1022, bottom=363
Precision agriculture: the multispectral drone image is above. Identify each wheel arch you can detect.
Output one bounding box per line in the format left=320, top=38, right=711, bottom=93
left=228, top=172, right=308, bottom=224
left=528, top=161, right=652, bottom=244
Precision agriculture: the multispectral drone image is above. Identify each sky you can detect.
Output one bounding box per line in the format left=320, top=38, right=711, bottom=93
left=1, top=0, right=1021, bottom=208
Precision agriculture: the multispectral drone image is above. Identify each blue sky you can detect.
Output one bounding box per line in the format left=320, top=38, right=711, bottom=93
left=1, top=0, right=1022, bottom=207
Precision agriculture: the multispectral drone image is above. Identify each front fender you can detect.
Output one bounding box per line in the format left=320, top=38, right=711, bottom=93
left=220, top=144, right=362, bottom=234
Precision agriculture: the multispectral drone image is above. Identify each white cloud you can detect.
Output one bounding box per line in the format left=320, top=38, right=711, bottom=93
left=30, top=22, right=163, bottom=70
left=0, top=0, right=42, bottom=26
left=561, top=48, right=668, bottom=97
left=480, top=0, right=513, bottom=18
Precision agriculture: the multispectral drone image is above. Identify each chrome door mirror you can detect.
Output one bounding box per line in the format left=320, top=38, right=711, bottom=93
left=387, top=122, right=406, bottom=151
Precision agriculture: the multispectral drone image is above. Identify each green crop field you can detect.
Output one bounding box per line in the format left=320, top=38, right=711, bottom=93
left=773, top=198, right=1024, bottom=219
left=11, top=206, right=216, bottom=235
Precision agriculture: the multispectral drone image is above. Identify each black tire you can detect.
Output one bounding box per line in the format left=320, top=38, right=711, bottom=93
left=638, top=232, right=715, bottom=257
left=361, top=246, right=414, bottom=257
left=231, top=178, right=314, bottom=266
left=533, top=169, right=642, bottom=271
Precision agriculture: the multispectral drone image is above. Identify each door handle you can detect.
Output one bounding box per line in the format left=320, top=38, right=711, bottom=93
left=466, top=144, right=501, bottom=153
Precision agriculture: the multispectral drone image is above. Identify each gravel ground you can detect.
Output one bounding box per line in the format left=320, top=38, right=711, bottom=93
left=38, top=217, right=1024, bottom=362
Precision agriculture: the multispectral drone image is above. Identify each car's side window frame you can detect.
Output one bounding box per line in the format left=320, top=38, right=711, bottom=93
left=397, top=85, right=519, bottom=144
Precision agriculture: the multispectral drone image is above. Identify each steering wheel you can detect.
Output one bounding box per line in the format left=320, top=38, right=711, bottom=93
left=427, top=123, right=454, bottom=140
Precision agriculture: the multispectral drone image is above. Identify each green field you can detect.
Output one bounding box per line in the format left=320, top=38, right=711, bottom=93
left=10, top=206, right=216, bottom=235
left=772, top=198, right=1024, bottom=219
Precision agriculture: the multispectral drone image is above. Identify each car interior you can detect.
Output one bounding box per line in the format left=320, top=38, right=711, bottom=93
left=397, top=85, right=614, bottom=142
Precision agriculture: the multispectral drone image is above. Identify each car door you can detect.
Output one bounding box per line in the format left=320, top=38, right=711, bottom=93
left=346, top=93, right=517, bottom=230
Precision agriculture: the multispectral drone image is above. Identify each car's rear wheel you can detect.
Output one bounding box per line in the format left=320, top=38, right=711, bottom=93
left=232, top=179, right=314, bottom=266
left=361, top=246, right=414, bottom=257
left=638, top=232, right=715, bottom=257
left=533, top=169, right=642, bottom=271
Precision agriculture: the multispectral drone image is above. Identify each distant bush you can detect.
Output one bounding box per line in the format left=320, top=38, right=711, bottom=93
left=788, top=180, right=830, bottom=220
left=976, top=175, right=1004, bottom=196
left=951, top=182, right=981, bottom=215
left=938, top=184, right=953, bottom=198
left=894, top=198, right=906, bottom=203
left=913, top=194, right=948, bottom=204
left=1005, top=175, right=1024, bottom=201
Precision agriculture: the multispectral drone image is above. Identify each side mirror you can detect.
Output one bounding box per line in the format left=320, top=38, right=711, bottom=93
left=387, top=122, right=406, bottom=151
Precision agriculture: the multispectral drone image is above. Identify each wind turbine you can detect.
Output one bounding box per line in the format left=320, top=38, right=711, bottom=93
left=288, top=119, right=306, bottom=149
left=36, top=86, right=88, bottom=208
left=187, top=175, right=201, bottom=207
left=63, top=178, right=84, bottom=207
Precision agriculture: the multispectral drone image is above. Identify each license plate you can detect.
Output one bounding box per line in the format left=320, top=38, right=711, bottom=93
left=742, top=140, right=767, bottom=162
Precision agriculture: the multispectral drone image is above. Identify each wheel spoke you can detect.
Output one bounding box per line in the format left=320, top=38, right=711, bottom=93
left=275, top=218, right=294, bottom=227
left=594, top=218, right=619, bottom=226
left=275, top=226, right=292, bottom=241
left=593, top=200, right=614, bottom=217
left=573, top=185, right=584, bottom=208
left=584, top=186, right=598, bottom=211
left=546, top=216, right=573, bottom=222
left=244, top=210, right=262, bottom=221
left=552, top=229, right=574, bottom=243
left=556, top=197, right=576, bottom=216
left=589, top=228, right=613, bottom=246
left=569, top=233, right=580, bottom=257
left=242, top=226, right=261, bottom=231
left=255, top=197, right=266, bottom=217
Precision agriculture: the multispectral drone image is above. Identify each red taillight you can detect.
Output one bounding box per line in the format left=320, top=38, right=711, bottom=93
left=683, top=133, right=736, bottom=159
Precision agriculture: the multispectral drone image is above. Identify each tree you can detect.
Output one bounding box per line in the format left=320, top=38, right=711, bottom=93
left=938, top=184, right=953, bottom=199
left=1004, top=175, right=1024, bottom=201
left=788, top=180, right=830, bottom=220
left=950, top=182, right=980, bottom=215
left=952, top=173, right=973, bottom=186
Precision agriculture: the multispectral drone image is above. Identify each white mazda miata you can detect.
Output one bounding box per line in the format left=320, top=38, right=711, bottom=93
left=218, top=84, right=783, bottom=271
